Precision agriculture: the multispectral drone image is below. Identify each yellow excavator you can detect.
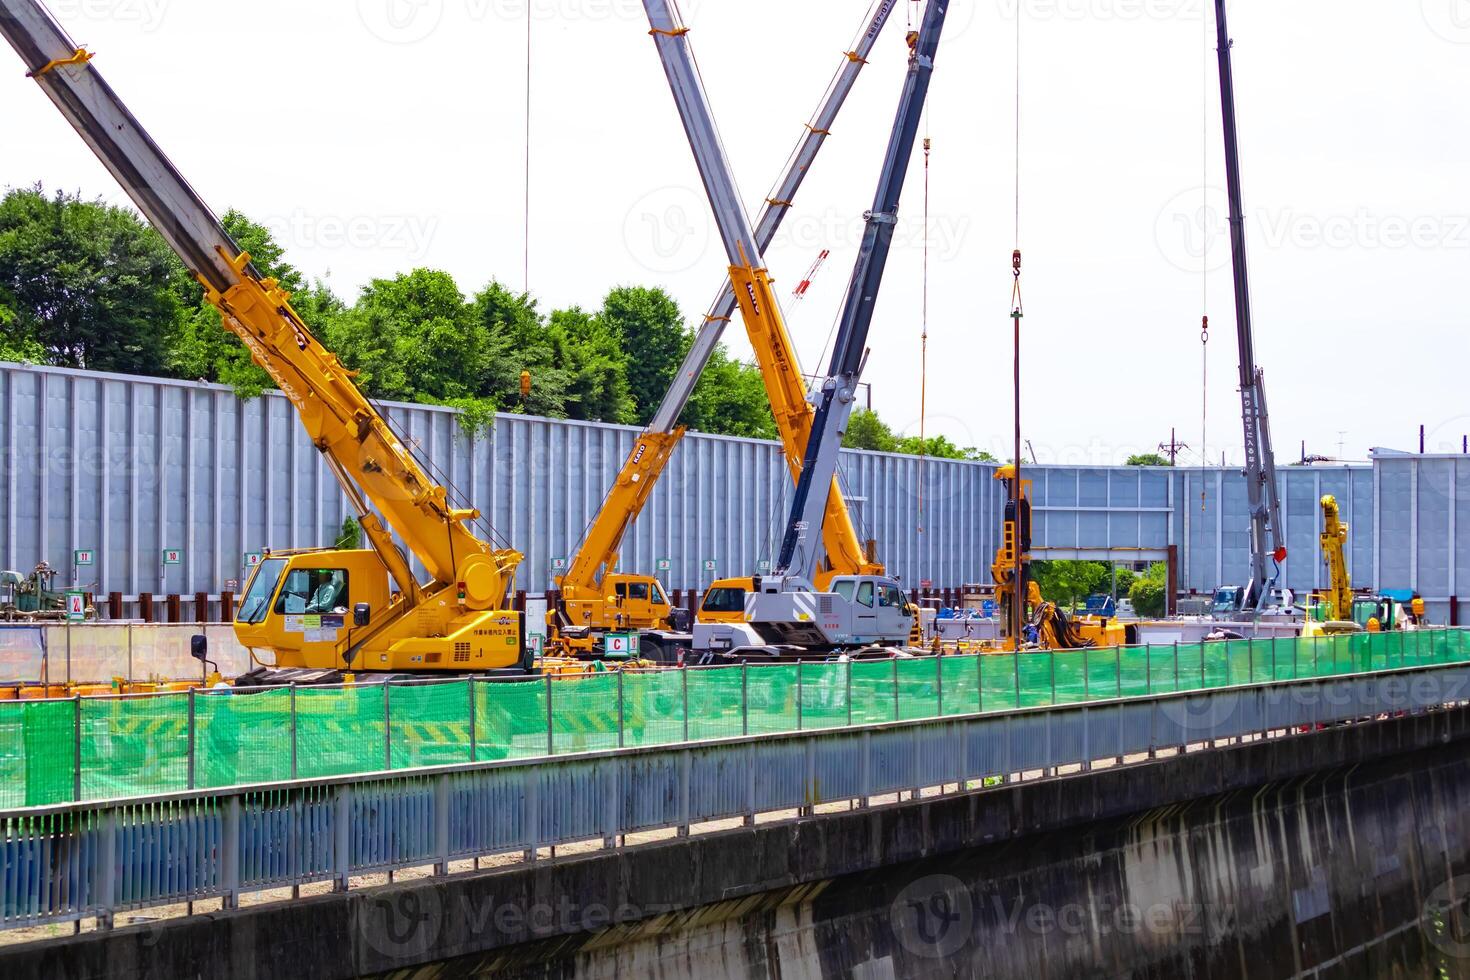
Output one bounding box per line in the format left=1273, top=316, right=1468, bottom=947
left=549, top=2, right=898, bottom=662
left=2, top=4, right=528, bottom=681
left=1304, top=494, right=1425, bottom=637
left=990, top=466, right=1126, bottom=651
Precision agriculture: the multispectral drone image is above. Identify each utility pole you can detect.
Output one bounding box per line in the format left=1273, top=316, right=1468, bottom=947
left=1158, top=428, right=1189, bottom=465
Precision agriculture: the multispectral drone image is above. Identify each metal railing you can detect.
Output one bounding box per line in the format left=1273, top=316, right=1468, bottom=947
left=3, top=660, right=1469, bottom=932
left=3, top=629, right=1468, bottom=809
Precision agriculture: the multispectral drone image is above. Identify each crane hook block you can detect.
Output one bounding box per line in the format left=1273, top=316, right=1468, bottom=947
left=1012, top=249, right=1022, bottom=275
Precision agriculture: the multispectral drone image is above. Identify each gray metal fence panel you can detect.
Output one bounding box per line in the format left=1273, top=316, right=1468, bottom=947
left=1, top=363, right=1463, bottom=607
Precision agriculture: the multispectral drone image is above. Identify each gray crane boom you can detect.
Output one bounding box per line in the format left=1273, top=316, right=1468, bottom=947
left=649, top=0, right=898, bottom=432
left=1215, top=0, right=1286, bottom=612
left=775, top=0, right=949, bottom=583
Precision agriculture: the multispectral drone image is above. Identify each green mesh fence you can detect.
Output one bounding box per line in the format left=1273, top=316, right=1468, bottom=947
left=850, top=659, right=897, bottom=725
left=295, top=685, right=387, bottom=779
left=745, top=664, right=798, bottom=736
left=390, top=682, right=474, bottom=770
left=896, top=658, right=940, bottom=721
left=195, top=687, right=292, bottom=788
left=80, top=694, right=191, bottom=801
left=551, top=673, right=620, bottom=754
left=940, top=656, right=980, bottom=716
left=798, top=662, right=851, bottom=730
left=980, top=654, right=1019, bottom=710
left=475, top=678, right=549, bottom=761
left=0, top=700, right=73, bottom=807
left=623, top=670, right=686, bottom=747
left=7, top=628, right=1470, bottom=806
left=686, top=666, right=746, bottom=741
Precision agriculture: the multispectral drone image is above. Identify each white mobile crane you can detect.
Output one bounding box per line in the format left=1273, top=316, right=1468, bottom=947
left=549, top=0, right=900, bottom=663
left=744, top=0, right=949, bottom=655
left=640, top=0, right=911, bottom=660
left=1208, top=0, right=1289, bottom=619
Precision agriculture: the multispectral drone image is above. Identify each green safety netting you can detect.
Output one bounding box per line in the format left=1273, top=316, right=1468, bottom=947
left=79, top=694, right=190, bottom=801
left=195, top=687, right=292, bottom=788
left=294, top=685, right=387, bottom=779
left=474, top=677, right=550, bottom=761
left=390, top=682, right=474, bottom=770
left=550, top=673, right=621, bottom=754
left=0, top=700, right=72, bottom=807
left=5, top=629, right=1470, bottom=807
left=685, top=666, right=746, bottom=741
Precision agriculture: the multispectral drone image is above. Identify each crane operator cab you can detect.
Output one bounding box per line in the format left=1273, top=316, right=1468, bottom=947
left=744, top=574, right=915, bottom=653
left=235, top=547, right=530, bottom=682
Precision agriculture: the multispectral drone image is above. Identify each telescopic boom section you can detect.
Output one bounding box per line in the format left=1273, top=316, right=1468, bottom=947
left=776, top=0, right=947, bottom=581
left=635, top=0, right=882, bottom=583
left=1215, top=0, right=1286, bottom=610
left=559, top=0, right=896, bottom=599
left=0, top=1, right=521, bottom=612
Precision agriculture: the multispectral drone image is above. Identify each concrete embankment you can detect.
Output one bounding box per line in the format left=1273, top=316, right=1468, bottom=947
left=7, top=707, right=1470, bottom=979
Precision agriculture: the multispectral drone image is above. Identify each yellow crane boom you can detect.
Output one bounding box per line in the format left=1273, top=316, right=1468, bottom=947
left=2, top=2, right=526, bottom=675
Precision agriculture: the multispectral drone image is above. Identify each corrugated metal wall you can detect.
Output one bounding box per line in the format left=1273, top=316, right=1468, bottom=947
left=1, top=363, right=1461, bottom=620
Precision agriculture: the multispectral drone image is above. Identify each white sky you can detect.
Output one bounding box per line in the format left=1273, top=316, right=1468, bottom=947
left=2, top=0, right=1467, bottom=465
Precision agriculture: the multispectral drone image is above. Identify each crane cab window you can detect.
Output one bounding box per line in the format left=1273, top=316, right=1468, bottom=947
left=879, top=585, right=905, bottom=608
left=856, top=582, right=875, bottom=608
left=832, top=581, right=856, bottom=602
left=275, top=569, right=350, bottom=616
left=700, top=587, right=746, bottom=614
left=237, top=558, right=287, bottom=625
left=651, top=583, right=668, bottom=605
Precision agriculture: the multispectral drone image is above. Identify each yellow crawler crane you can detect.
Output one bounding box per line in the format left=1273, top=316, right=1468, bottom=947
left=2, top=4, right=527, bottom=679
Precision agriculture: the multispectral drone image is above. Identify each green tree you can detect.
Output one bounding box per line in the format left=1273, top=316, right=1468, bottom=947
left=597, top=286, right=688, bottom=424
left=166, top=210, right=342, bottom=398
left=334, top=516, right=363, bottom=551
left=844, top=408, right=898, bottom=452
left=473, top=281, right=569, bottom=418
left=330, top=269, right=501, bottom=433
left=1128, top=562, right=1170, bottom=617
left=0, top=287, right=45, bottom=363
left=546, top=306, right=633, bottom=423
left=895, top=433, right=997, bottom=461
left=0, top=186, right=179, bottom=373
left=1126, top=453, right=1172, bottom=467
left=844, top=408, right=996, bottom=461
left=1032, top=561, right=1111, bottom=609
left=683, top=348, right=776, bottom=439
left=1113, top=566, right=1139, bottom=597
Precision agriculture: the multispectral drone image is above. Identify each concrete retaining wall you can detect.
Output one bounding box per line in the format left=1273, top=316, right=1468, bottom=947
left=8, top=705, right=1470, bottom=979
